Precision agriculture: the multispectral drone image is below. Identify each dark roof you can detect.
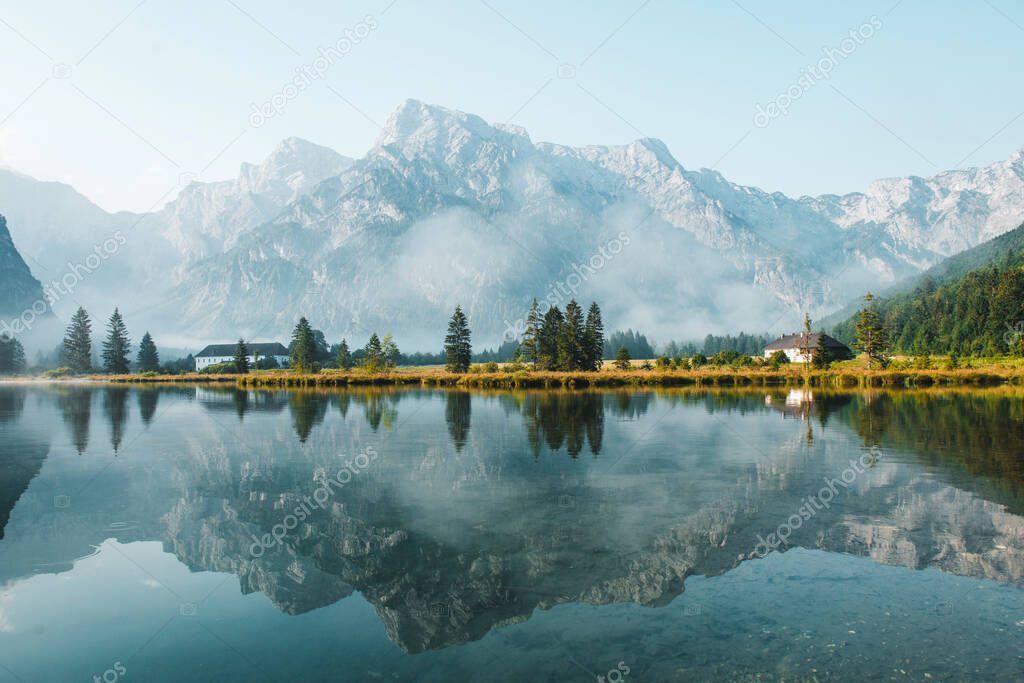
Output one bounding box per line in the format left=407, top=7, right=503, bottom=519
left=765, top=333, right=850, bottom=351
left=196, top=342, right=288, bottom=357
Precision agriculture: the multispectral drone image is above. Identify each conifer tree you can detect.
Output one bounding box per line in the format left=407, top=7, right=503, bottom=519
left=444, top=305, right=473, bottom=373
left=101, top=308, right=131, bottom=374
left=583, top=302, right=604, bottom=371
left=233, top=338, right=250, bottom=374
left=136, top=332, right=160, bottom=372
left=855, top=293, right=888, bottom=368
left=558, top=299, right=586, bottom=371
left=289, top=317, right=316, bottom=372
left=521, top=299, right=540, bottom=368
left=364, top=333, right=383, bottom=372
left=812, top=333, right=833, bottom=369
left=0, top=335, right=26, bottom=374
left=63, top=307, right=93, bottom=373
left=335, top=339, right=352, bottom=370
left=537, top=307, right=564, bottom=371
left=614, top=345, right=631, bottom=370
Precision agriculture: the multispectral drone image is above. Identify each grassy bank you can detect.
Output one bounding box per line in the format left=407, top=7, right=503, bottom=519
left=80, top=361, right=1024, bottom=389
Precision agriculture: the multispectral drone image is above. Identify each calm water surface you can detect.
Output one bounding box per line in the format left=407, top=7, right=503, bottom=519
left=1, top=385, right=1023, bottom=682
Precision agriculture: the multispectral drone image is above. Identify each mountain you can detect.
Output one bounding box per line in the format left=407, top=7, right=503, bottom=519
left=3, top=99, right=1024, bottom=348
left=0, top=214, right=49, bottom=326
left=831, top=223, right=1024, bottom=354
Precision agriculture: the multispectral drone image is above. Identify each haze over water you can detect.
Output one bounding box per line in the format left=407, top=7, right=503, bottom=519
left=1, top=385, right=1023, bottom=681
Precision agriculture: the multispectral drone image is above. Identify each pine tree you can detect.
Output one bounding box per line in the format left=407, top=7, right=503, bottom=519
left=364, top=333, right=383, bottom=372
left=583, top=302, right=604, bottom=371
left=855, top=293, right=888, bottom=368
left=812, top=332, right=833, bottom=369
left=233, top=338, right=250, bottom=374
left=521, top=299, right=540, bottom=368
left=537, top=307, right=564, bottom=371
left=63, top=307, right=93, bottom=373
left=381, top=334, right=400, bottom=370
left=136, top=332, right=160, bottom=372
left=101, top=308, right=131, bottom=374
left=0, top=335, right=26, bottom=374
left=335, top=339, right=352, bottom=370
left=614, top=345, right=631, bottom=370
left=558, top=299, right=586, bottom=371
left=289, top=317, right=316, bottom=372
left=444, top=305, right=473, bottom=373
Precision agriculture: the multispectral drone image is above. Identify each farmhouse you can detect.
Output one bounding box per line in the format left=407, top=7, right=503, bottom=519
left=195, top=342, right=289, bottom=371
left=763, top=332, right=851, bottom=364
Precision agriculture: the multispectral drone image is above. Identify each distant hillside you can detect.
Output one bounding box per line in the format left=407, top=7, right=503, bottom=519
left=832, top=222, right=1024, bottom=355
left=0, top=214, right=48, bottom=323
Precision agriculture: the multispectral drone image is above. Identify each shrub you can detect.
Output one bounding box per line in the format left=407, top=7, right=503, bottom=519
left=200, top=361, right=237, bottom=374
left=43, top=367, right=73, bottom=378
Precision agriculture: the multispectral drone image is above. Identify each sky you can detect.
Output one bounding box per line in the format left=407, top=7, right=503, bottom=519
left=2, top=0, right=1023, bottom=213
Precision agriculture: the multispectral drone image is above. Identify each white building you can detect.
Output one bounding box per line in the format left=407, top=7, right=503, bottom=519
left=194, top=342, right=289, bottom=371
left=763, top=333, right=851, bottom=364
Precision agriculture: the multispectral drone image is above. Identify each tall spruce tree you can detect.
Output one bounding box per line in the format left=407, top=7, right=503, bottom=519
left=855, top=293, right=888, bottom=368
left=63, top=307, right=93, bottom=373
left=335, top=339, right=352, bottom=370
left=233, top=338, right=250, bottom=374
left=558, top=300, right=586, bottom=371
left=537, top=306, right=564, bottom=371
left=289, top=317, right=316, bottom=372
left=521, top=299, right=540, bottom=368
left=812, top=332, right=833, bottom=369
left=136, top=332, right=160, bottom=372
left=444, top=305, right=473, bottom=373
left=583, top=302, right=604, bottom=371
left=101, top=308, right=131, bottom=374
left=364, top=333, right=383, bottom=372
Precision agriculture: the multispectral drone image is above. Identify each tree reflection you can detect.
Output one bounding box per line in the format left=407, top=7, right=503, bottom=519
left=359, top=391, right=398, bottom=432
left=0, top=388, right=25, bottom=422
left=289, top=392, right=329, bottom=443
left=445, top=392, right=471, bottom=452
left=57, top=387, right=92, bottom=454
left=521, top=393, right=605, bottom=458
left=233, top=390, right=249, bottom=420
left=102, top=387, right=130, bottom=452
left=137, top=388, right=159, bottom=425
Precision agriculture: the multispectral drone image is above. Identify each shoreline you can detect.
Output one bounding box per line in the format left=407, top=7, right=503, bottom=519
left=4, top=366, right=1020, bottom=389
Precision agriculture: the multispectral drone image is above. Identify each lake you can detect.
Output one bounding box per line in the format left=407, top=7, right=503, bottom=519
left=1, top=384, right=1023, bottom=682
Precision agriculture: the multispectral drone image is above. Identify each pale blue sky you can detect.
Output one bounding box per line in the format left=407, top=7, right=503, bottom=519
left=2, top=0, right=1023, bottom=212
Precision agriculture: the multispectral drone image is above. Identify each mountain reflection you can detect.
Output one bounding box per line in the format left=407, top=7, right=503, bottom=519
left=2, top=386, right=1024, bottom=655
